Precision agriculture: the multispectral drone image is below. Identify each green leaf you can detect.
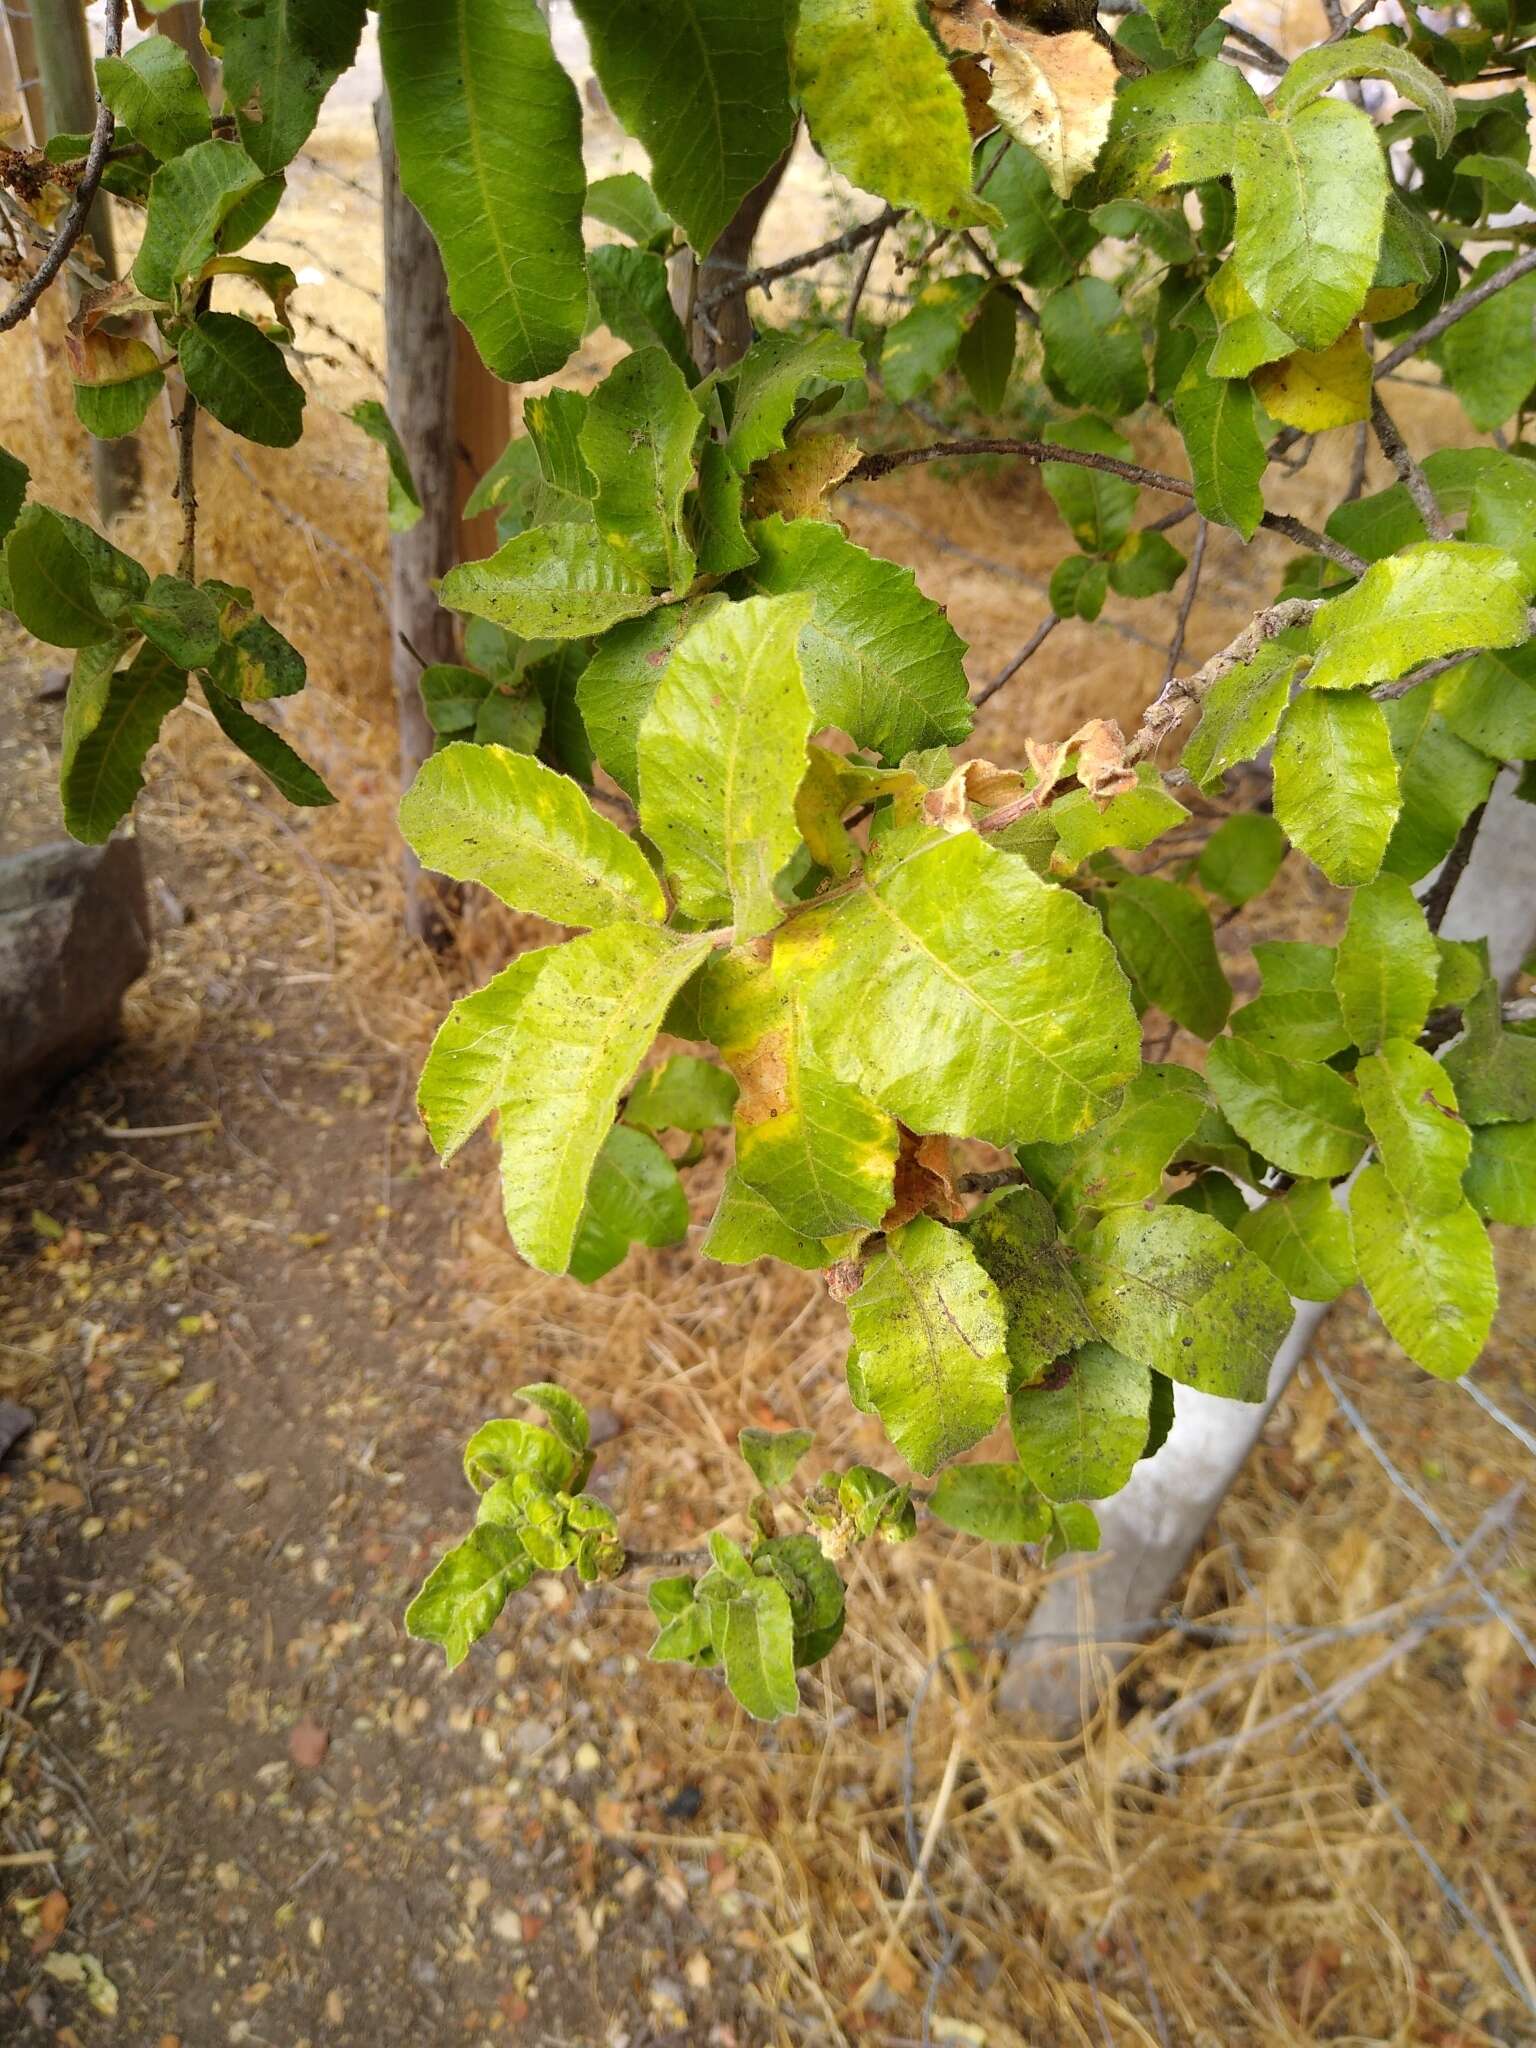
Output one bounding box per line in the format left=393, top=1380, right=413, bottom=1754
left=584, top=170, right=674, bottom=251
left=745, top=516, right=974, bottom=763
left=347, top=400, right=422, bottom=533
left=647, top=1580, right=716, bottom=1665
left=701, top=945, right=898, bottom=1236
left=1180, top=644, right=1302, bottom=792
left=526, top=386, right=597, bottom=517
left=1040, top=278, right=1148, bottom=418
left=782, top=829, right=1140, bottom=1147
left=1170, top=1173, right=1245, bottom=1231
left=127, top=574, right=220, bottom=670
left=202, top=581, right=306, bottom=700
left=964, top=1185, right=1098, bottom=1382
left=754, top=1533, right=845, bottom=1666
left=1334, top=875, right=1438, bottom=1052
left=1356, top=1038, right=1471, bottom=1216
left=1202, top=257, right=1295, bottom=378
left=1050, top=766, right=1188, bottom=869
left=1349, top=1163, right=1496, bottom=1379
left=1045, top=1496, right=1098, bottom=1556
left=1270, top=36, right=1454, bottom=154
left=1016, top=1065, right=1207, bottom=1227
left=1381, top=688, right=1499, bottom=884
left=1306, top=542, right=1529, bottom=692
left=1272, top=688, right=1400, bottom=887
left=625, top=1055, right=738, bottom=1135
left=205, top=0, right=366, bottom=173
left=439, top=524, right=657, bottom=640
left=1010, top=1343, right=1153, bottom=1500
left=958, top=286, right=1018, bottom=413
left=702, top=1170, right=835, bottom=1269
left=1050, top=554, right=1108, bottom=623
left=178, top=312, right=305, bottom=447
left=0, top=444, right=26, bottom=546
left=739, top=1427, right=815, bottom=1488
left=636, top=594, right=812, bottom=936
left=1443, top=980, right=1536, bottom=1124
left=1104, top=875, right=1231, bottom=1039
left=1463, top=1122, right=1536, bottom=1226
left=380, top=0, right=586, bottom=380
left=847, top=1219, right=1009, bottom=1475
left=1435, top=640, right=1536, bottom=761
left=1231, top=939, right=1349, bottom=1061
left=133, top=138, right=265, bottom=301
left=928, top=1463, right=1051, bottom=1543
left=880, top=274, right=988, bottom=404
left=792, top=0, right=998, bottom=230
left=988, top=140, right=1098, bottom=289
left=1172, top=357, right=1267, bottom=539
left=1097, top=58, right=1263, bottom=196
left=576, top=598, right=717, bottom=798
left=1234, top=1180, right=1357, bottom=1301
left=1434, top=937, right=1486, bottom=1010
left=416, top=953, right=544, bottom=1159
left=72, top=360, right=164, bottom=442
left=580, top=348, right=699, bottom=591
left=399, top=740, right=666, bottom=928
left=1205, top=1035, right=1369, bottom=1178
left=724, top=330, right=865, bottom=474
left=568, top=1124, right=689, bottom=1282
left=696, top=1536, right=800, bottom=1721
left=514, top=1383, right=590, bottom=1462
left=405, top=1526, right=533, bottom=1668
left=4, top=504, right=147, bottom=649
left=1039, top=415, right=1139, bottom=555
left=1108, top=528, right=1188, bottom=600
left=1092, top=196, right=1198, bottom=264
left=202, top=686, right=335, bottom=806
left=693, top=440, right=757, bottom=578
left=1434, top=251, right=1536, bottom=431
left=585, top=244, right=694, bottom=379
left=464, top=1415, right=575, bottom=1493
left=96, top=34, right=211, bottom=161
left=1231, top=100, right=1387, bottom=349
left=61, top=643, right=187, bottom=843
left=1197, top=812, right=1287, bottom=907
left=574, top=0, right=795, bottom=255
left=1076, top=1204, right=1293, bottom=1401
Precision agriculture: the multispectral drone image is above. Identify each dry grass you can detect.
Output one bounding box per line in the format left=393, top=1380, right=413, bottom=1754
left=3, top=118, right=1534, bottom=2048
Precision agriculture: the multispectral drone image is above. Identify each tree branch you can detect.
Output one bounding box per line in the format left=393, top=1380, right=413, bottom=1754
left=174, top=393, right=199, bottom=580
left=972, top=614, right=1059, bottom=708
left=696, top=202, right=904, bottom=314
left=0, top=0, right=125, bottom=334
left=1370, top=393, right=1449, bottom=539
left=1163, top=516, right=1207, bottom=684
left=1422, top=799, right=1487, bottom=934
left=846, top=438, right=1368, bottom=574
left=1375, top=247, right=1536, bottom=377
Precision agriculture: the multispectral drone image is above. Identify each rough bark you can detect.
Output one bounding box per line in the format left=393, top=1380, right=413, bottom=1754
left=377, top=91, right=460, bottom=948
left=689, top=145, right=795, bottom=375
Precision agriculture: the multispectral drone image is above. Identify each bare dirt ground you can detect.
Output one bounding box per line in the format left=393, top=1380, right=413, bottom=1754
left=3, top=69, right=1536, bottom=2048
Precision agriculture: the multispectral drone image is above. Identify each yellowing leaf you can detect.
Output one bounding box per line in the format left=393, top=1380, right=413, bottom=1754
left=1251, top=324, right=1372, bottom=432
left=746, top=433, right=862, bottom=522
left=981, top=20, right=1117, bottom=201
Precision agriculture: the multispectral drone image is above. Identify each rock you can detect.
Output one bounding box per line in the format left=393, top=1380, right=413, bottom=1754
left=0, top=837, right=151, bottom=1143
left=0, top=1399, right=35, bottom=1463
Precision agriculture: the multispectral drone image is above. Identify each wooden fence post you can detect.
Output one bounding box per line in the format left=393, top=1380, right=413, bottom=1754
left=453, top=332, right=510, bottom=562
left=25, top=0, right=141, bottom=523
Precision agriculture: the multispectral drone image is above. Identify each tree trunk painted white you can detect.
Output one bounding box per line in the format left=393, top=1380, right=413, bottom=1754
left=1001, top=770, right=1536, bottom=1730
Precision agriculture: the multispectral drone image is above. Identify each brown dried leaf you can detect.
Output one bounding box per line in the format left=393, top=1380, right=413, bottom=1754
left=962, top=757, right=1028, bottom=809
left=881, top=1130, right=965, bottom=1232
left=746, top=432, right=862, bottom=522
left=1068, top=718, right=1137, bottom=798
left=951, top=54, right=998, bottom=140
left=983, top=20, right=1117, bottom=200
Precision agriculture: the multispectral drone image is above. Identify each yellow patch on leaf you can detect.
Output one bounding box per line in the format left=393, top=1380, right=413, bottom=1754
left=1251, top=325, right=1372, bottom=434
left=932, top=0, right=1116, bottom=197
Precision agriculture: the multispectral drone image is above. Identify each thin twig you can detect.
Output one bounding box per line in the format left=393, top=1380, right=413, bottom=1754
left=1375, top=247, right=1536, bottom=377
left=1370, top=393, right=1449, bottom=539
left=972, top=616, right=1059, bottom=708
left=0, top=0, right=126, bottom=332
left=697, top=203, right=904, bottom=313
left=1343, top=418, right=1370, bottom=503
left=1422, top=799, right=1487, bottom=933
left=1162, top=517, right=1207, bottom=684
left=174, top=396, right=199, bottom=581
left=842, top=221, right=887, bottom=337
left=846, top=438, right=1366, bottom=573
